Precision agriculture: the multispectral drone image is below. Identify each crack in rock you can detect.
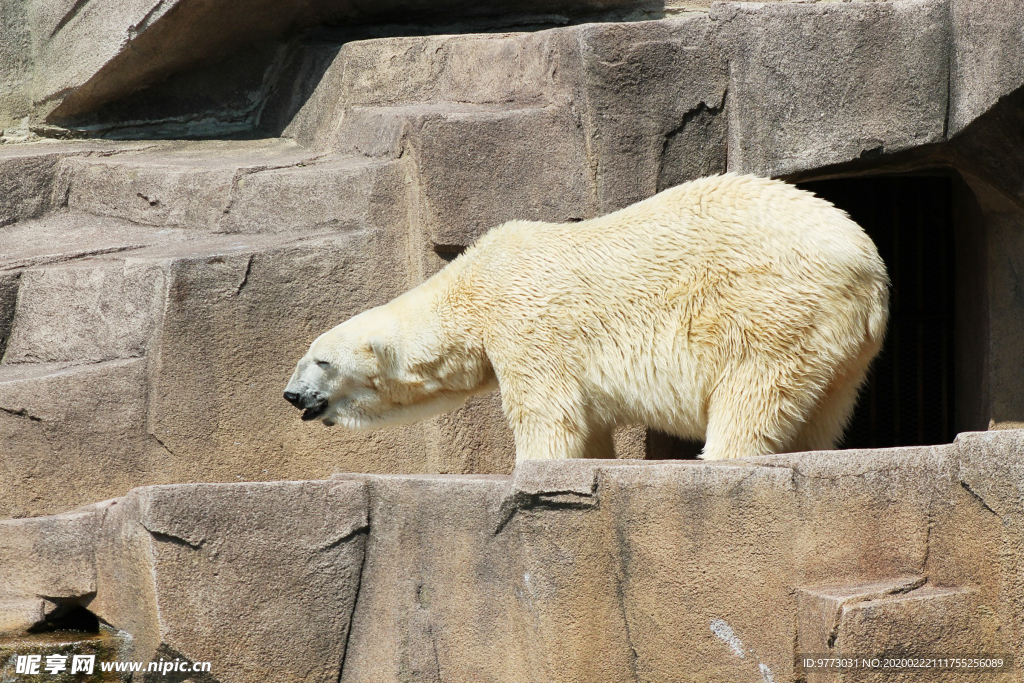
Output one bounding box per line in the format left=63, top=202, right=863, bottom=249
left=0, top=406, right=43, bottom=422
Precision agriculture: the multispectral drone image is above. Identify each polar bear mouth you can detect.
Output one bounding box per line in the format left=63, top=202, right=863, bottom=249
left=301, top=399, right=329, bottom=422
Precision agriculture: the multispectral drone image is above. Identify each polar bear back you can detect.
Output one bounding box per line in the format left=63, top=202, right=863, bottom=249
left=456, top=173, right=889, bottom=445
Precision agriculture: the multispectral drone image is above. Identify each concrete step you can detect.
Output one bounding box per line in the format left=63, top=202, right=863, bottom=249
left=54, top=139, right=405, bottom=232
left=0, top=220, right=325, bottom=366
left=0, top=210, right=198, bottom=272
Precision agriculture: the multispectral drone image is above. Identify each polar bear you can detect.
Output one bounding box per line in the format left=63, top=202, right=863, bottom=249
left=284, top=174, right=889, bottom=461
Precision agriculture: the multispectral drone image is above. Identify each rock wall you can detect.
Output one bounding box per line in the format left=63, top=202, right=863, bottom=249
left=0, top=0, right=1022, bottom=519
left=1, top=1, right=1024, bottom=678
left=2, top=430, right=1022, bottom=681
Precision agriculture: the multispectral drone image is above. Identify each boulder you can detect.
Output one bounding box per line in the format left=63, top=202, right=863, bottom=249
left=713, top=0, right=949, bottom=176
left=91, top=480, right=368, bottom=683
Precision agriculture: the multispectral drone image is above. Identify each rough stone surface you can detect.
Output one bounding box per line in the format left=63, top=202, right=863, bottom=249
left=141, top=229, right=433, bottom=486
left=334, top=444, right=1024, bottom=681
left=0, top=0, right=1020, bottom=518
left=20, top=0, right=661, bottom=130
left=0, top=0, right=30, bottom=136
left=0, top=359, right=167, bottom=519
left=949, top=0, right=1024, bottom=137
left=957, top=429, right=1024, bottom=519
left=0, top=501, right=111, bottom=635
left=752, top=445, right=954, bottom=585
left=410, top=105, right=593, bottom=249
left=796, top=576, right=927, bottom=656
left=575, top=17, right=728, bottom=212
left=217, top=156, right=405, bottom=235
left=57, top=139, right=315, bottom=230
left=1, top=10, right=1024, bottom=680
left=91, top=480, right=368, bottom=683
left=0, top=438, right=1023, bottom=680
left=715, top=0, right=950, bottom=177
left=333, top=474, right=523, bottom=682
left=3, top=260, right=165, bottom=364
left=0, top=142, right=150, bottom=224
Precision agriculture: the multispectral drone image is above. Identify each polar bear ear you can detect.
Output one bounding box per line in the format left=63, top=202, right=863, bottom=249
left=368, top=335, right=399, bottom=375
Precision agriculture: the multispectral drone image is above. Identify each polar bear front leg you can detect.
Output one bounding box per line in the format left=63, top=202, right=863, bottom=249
left=511, top=418, right=590, bottom=461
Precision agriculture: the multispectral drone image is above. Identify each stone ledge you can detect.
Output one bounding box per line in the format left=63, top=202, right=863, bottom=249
left=0, top=435, right=1021, bottom=680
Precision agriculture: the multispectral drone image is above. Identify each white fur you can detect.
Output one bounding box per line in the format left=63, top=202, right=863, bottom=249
left=286, top=174, right=889, bottom=462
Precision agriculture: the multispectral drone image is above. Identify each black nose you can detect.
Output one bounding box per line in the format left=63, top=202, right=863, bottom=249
left=283, top=391, right=303, bottom=408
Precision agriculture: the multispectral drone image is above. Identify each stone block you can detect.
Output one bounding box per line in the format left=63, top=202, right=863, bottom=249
left=796, top=576, right=927, bottom=658
left=57, top=139, right=314, bottom=230
left=984, top=213, right=1024, bottom=426
left=91, top=480, right=368, bottom=682
left=337, top=31, right=576, bottom=112
left=409, top=105, right=593, bottom=250
left=28, top=0, right=178, bottom=120
left=750, top=445, right=956, bottom=586
left=30, top=0, right=655, bottom=127
left=0, top=148, right=78, bottom=226
left=949, top=0, right=1024, bottom=137
left=217, top=157, right=406, bottom=234
left=60, top=155, right=238, bottom=229
left=714, top=0, right=949, bottom=177
left=319, top=20, right=728, bottom=216
left=0, top=142, right=155, bottom=224
left=0, top=441, right=1019, bottom=681
left=330, top=474, right=523, bottom=682
left=948, top=88, right=1024, bottom=209
left=331, top=104, right=457, bottom=160
left=509, top=456, right=649, bottom=500
left=0, top=359, right=167, bottom=519
left=2, top=260, right=165, bottom=364
left=56, top=140, right=404, bottom=235
left=797, top=583, right=1004, bottom=683
left=0, top=0, right=30, bottom=136
left=575, top=17, right=728, bottom=211
left=955, top=429, right=1024, bottom=677
left=598, top=462, right=798, bottom=682
left=0, top=500, right=112, bottom=635
left=259, top=43, right=342, bottom=142
left=143, top=230, right=435, bottom=483
left=279, top=45, right=348, bottom=151
left=956, top=429, right=1024, bottom=520
left=0, top=210, right=193, bottom=273
left=287, top=29, right=586, bottom=152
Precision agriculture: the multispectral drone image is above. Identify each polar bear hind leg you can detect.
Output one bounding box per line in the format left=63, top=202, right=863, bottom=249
left=700, top=359, right=826, bottom=460
left=787, top=356, right=873, bottom=453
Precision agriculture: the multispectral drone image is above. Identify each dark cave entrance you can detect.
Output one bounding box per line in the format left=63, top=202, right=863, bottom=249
left=799, top=175, right=958, bottom=449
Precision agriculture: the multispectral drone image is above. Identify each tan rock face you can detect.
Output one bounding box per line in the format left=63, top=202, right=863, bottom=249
left=18, top=0, right=663, bottom=128
left=715, top=0, right=950, bottom=178
left=0, top=0, right=1023, bottom=516
left=0, top=2, right=1022, bottom=680
left=90, top=481, right=368, bottom=682
left=1, top=437, right=1021, bottom=681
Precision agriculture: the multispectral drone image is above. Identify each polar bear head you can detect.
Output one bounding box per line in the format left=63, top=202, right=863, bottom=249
left=283, top=298, right=496, bottom=430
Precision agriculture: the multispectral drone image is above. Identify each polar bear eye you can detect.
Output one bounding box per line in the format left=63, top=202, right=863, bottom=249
left=314, top=359, right=331, bottom=369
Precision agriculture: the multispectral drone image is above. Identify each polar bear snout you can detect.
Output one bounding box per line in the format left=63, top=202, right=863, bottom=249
left=282, top=388, right=330, bottom=422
